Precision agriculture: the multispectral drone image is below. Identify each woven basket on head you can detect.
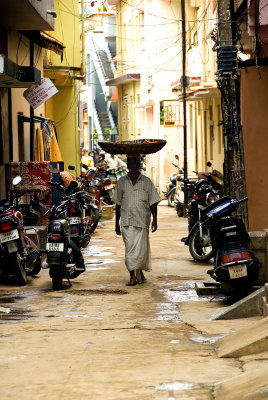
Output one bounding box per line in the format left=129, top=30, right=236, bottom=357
left=98, top=139, right=167, bottom=155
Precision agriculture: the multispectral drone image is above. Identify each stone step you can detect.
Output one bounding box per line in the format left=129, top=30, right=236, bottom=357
left=212, top=287, right=265, bottom=320
left=217, top=316, right=268, bottom=358
left=214, top=366, right=268, bottom=400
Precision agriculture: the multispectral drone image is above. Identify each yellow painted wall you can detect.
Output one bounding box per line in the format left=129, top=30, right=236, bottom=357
left=50, top=0, right=80, bottom=68
left=46, top=85, right=80, bottom=172
left=45, top=0, right=81, bottom=175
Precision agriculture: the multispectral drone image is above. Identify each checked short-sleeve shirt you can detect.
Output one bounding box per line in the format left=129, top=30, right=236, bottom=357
left=112, top=174, right=162, bottom=229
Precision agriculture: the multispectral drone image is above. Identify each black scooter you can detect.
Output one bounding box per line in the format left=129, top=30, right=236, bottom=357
left=201, top=196, right=261, bottom=298
left=44, top=191, right=85, bottom=290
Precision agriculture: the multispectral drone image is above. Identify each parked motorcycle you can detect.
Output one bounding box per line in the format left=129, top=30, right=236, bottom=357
left=69, top=165, right=101, bottom=234
left=180, top=177, right=220, bottom=262
left=202, top=195, right=261, bottom=297
left=162, top=156, right=184, bottom=207
left=44, top=187, right=86, bottom=290
left=83, top=164, right=114, bottom=205
left=0, top=177, right=41, bottom=285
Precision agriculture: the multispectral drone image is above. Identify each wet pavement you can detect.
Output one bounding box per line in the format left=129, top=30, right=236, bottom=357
left=0, top=204, right=265, bottom=399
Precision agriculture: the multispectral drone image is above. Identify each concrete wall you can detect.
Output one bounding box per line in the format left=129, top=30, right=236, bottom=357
left=46, top=85, right=80, bottom=172
left=44, top=0, right=81, bottom=175
left=241, top=66, right=268, bottom=231
left=8, top=31, right=45, bottom=162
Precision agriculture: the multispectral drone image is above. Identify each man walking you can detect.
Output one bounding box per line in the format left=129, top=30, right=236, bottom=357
left=113, top=155, right=162, bottom=286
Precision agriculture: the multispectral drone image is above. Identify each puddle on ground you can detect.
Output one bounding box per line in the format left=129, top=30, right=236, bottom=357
left=156, top=381, right=195, bottom=391
left=0, top=307, right=11, bottom=314
left=162, top=281, right=212, bottom=303
left=82, top=245, right=114, bottom=257
left=85, top=259, right=119, bottom=267
left=190, top=334, right=225, bottom=344
left=150, top=281, right=212, bottom=322
left=67, top=289, right=128, bottom=296
left=0, top=307, right=36, bottom=323
left=170, top=339, right=180, bottom=344
left=44, top=314, right=90, bottom=319
left=152, top=302, right=180, bottom=321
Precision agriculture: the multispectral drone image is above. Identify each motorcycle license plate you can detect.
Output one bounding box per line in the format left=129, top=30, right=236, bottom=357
left=228, top=264, right=247, bottom=279
left=0, top=229, right=19, bottom=243
left=46, top=243, right=64, bottom=252
left=104, top=184, right=113, bottom=190
left=69, top=217, right=81, bottom=225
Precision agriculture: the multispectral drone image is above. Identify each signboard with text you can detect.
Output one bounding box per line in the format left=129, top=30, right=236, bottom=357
left=23, top=78, right=58, bottom=109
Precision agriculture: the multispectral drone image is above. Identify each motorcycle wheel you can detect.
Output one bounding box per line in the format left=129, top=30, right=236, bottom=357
left=26, top=255, right=42, bottom=277
left=50, top=266, right=63, bottom=290
left=220, top=278, right=252, bottom=299
left=86, top=208, right=100, bottom=234
left=10, top=253, right=27, bottom=286
left=189, top=225, right=214, bottom=262
left=176, top=202, right=184, bottom=217
left=167, top=190, right=176, bottom=207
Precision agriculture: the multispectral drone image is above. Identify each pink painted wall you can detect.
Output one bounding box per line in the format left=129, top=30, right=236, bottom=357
left=241, top=66, right=268, bottom=231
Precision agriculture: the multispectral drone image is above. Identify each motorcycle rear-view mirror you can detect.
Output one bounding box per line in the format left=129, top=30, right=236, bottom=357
left=12, top=176, right=22, bottom=186
left=68, top=165, right=75, bottom=171
left=69, top=180, right=78, bottom=189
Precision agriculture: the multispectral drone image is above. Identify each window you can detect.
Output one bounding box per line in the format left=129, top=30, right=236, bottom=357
left=138, top=13, right=144, bottom=50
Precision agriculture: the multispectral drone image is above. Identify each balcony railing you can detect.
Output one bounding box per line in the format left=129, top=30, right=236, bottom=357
left=160, top=101, right=182, bottom=125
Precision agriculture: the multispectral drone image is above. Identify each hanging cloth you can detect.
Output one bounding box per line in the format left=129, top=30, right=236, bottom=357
left=34, top=128, right=45, bottom=161
left=49, top=122, right=63, bottom=161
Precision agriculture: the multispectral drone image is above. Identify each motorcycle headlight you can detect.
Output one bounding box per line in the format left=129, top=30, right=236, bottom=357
left=206, top=192, right=217, bottom=205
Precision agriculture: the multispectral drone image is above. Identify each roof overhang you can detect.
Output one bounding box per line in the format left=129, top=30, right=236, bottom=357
left=23, top=31, right=65, bottom=56
left=0, top=0, right=55, bottom=31
left=181, top=86, right=220, bottom=101
left=0, top=54, right=41, bottom=88
left=106, top=74, right=140, bottom=86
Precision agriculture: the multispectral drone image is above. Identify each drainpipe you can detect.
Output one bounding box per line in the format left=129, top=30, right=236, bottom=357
left=30, top=39, right=34, bottom=160
left=181, top=0, right=188, bottom=216
left=81, top=0, right=86, bottom=82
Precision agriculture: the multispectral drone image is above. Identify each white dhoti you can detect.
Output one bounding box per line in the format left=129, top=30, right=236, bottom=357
left=121, top=226, right=151, bottom=272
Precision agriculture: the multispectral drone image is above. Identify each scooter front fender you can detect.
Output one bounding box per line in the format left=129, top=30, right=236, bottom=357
left=184, top=221, right=200, bottom=246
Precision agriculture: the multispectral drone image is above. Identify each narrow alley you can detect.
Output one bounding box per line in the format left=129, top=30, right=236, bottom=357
left=0, top=204, right=266, bottom=400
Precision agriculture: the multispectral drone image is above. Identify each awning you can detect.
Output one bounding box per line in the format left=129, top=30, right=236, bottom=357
left=23, top=31, right=65, bottom=57
left=178, top=86, right=220, bottom=101
left=40, top=32, right=65, bottom=56
left=106, top=73, right=140, bottom=86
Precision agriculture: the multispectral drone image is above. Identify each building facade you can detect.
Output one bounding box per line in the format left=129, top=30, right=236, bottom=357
left=0, top=1, right=56, bottom=198
left=106, top=0, right=223, bottom=192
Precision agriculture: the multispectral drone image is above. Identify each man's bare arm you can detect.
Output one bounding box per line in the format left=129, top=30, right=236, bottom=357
left=115, top=204, right=121, bottom=235
left=150, top=203, right=158, bottom=232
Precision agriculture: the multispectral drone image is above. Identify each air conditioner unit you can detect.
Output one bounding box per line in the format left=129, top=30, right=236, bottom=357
left=0, top=54, right=41, bottom=88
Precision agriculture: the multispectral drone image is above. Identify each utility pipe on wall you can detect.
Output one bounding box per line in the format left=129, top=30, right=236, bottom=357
left=181, top=0, right=188, bottom=215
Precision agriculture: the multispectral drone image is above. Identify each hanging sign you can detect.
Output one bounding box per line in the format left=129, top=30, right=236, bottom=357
left=23, top=78, right=58, bottom=109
